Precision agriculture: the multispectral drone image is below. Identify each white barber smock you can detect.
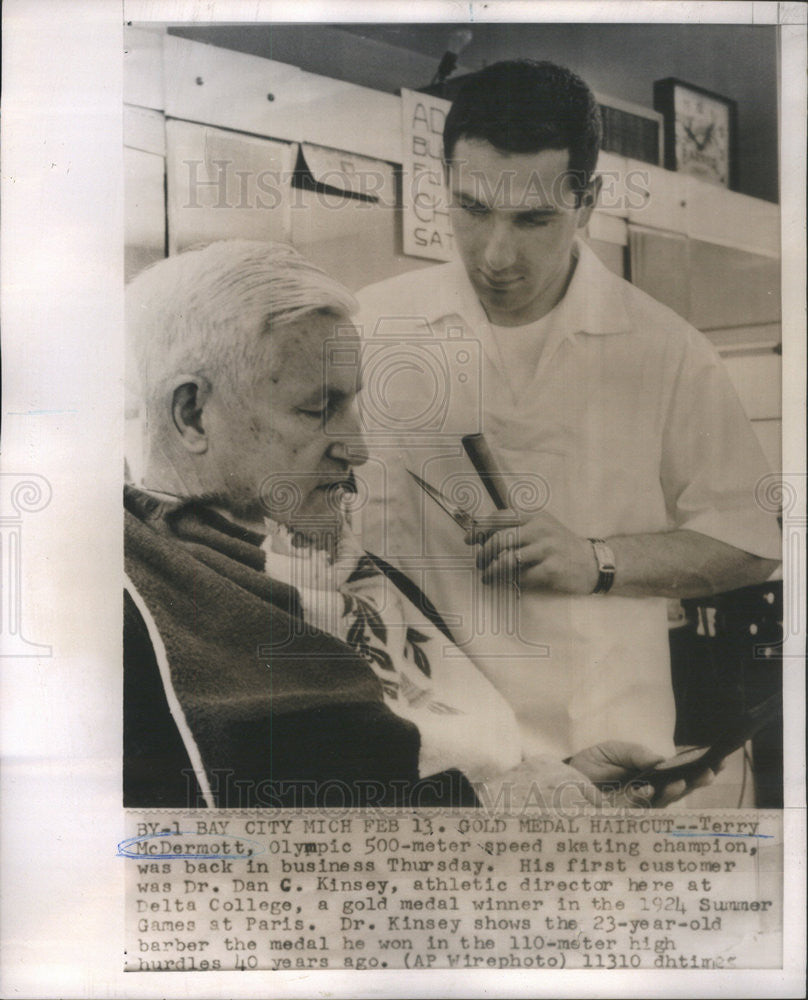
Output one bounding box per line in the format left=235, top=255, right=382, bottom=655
left=356, top=241, right=781, bottom=760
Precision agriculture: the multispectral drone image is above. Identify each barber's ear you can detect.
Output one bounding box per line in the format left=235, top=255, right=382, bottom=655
left=581, top=174, right=603, bottom=216
left=171, top=376, right=211, bottom=454
left=577, top=174, right=602, bottom=225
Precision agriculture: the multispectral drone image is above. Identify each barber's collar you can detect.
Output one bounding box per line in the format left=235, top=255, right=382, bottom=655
left=434, top=239, right=631, bottom=337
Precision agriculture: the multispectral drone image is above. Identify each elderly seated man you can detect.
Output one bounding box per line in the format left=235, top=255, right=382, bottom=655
left=124, top=240, right=706, bottom=809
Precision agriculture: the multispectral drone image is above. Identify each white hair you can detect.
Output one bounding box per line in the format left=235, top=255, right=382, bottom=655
left=127, top=240, right=357, bottom=424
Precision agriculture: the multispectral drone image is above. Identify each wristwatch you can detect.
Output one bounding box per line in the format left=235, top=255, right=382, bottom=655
left=588, top=538, right=616, bottom=594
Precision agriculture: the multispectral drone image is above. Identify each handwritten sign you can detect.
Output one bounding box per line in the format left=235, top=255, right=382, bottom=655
left=400, top=88, right=454, bottom=261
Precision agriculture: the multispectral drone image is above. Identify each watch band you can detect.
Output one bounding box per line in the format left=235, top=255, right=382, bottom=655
left=588, top=538, right=616, bottom=594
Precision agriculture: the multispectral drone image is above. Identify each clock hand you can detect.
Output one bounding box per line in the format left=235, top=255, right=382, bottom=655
left=696, top=122, right=715, bottom=152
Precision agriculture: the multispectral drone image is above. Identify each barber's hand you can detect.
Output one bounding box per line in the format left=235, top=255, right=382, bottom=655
left=467, top=511, right=599, bottom=595
left=569, top=741, right=716, bottom=808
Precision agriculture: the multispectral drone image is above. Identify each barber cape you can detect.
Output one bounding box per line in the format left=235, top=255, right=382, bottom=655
left=261, top=515, right=522, bottom=781
left=123, top=486, right=520, bottom=808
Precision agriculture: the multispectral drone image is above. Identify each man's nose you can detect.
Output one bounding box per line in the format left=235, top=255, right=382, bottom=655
left=328, top=439, right=369, bottom=467
left=483, top=219, right=517, bottom=272
left=326, top=404, right=369, bottom=466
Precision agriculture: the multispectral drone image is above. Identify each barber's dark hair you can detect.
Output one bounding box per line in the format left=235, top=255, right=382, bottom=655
left=443, top=60, right=603, bottom=197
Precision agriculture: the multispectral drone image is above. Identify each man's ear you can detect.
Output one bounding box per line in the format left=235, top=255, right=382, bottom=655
left=576, top=174, right=602, bottom=227
left=170, top=375, right=211, bottom=454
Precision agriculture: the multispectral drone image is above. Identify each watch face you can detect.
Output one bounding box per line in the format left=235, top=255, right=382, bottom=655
left=673, top=86, right=731, bottom=186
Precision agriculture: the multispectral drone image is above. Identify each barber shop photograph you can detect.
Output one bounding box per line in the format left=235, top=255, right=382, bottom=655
left=122, top=19, right=785, bottom=812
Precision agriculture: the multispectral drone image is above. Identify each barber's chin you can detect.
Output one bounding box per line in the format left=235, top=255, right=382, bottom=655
left=485, top=279, right=524, bottom=299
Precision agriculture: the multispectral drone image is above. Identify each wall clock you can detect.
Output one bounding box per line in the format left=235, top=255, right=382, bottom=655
left=654, top=78, right=737, bottom=189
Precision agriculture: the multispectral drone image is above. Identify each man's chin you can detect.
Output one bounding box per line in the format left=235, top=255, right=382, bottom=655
left=287, top=520, right=343, bottom=552
left=282, top=494, right=345, bottom=548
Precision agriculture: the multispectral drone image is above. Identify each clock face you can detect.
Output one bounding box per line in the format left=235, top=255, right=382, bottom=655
left=673, top=86, right=731, bottom=187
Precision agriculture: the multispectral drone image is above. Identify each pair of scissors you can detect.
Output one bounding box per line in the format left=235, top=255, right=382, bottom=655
left=405, top=469, right=523, bottom=539
left=406, top=469, right=524, bottom=597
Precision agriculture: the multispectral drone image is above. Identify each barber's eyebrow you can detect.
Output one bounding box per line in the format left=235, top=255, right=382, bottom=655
left=516, top=206, right=560, bottom=223
left=518, top=205, right=559, bottom=217
left=452, top=190, right=485, bottom=206
left=451, top=190, right=560, bottom=218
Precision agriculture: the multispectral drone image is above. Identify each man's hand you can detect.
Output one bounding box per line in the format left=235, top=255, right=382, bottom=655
left=469, top=510, right=598, bottom=595
left=472, top=743, right=717, bottom=811
left=569, top=740, right=716, bottom=808
left=467, top=516, right=780, bottom=600
left=470, top=754, right=604, bottom=811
